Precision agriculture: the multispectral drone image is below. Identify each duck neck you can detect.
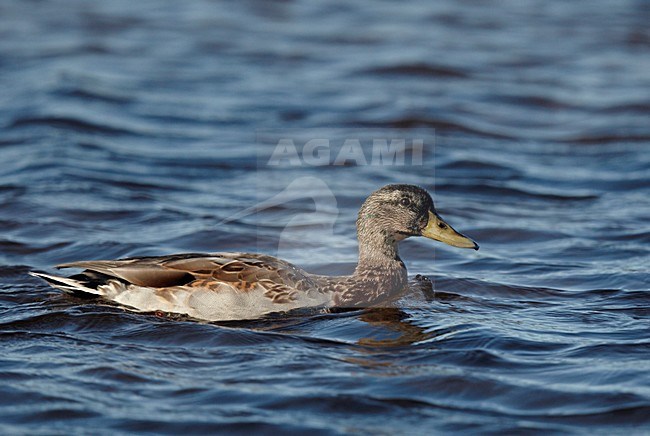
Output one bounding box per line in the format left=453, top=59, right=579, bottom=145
left=355, top=225, right=406, bottom=274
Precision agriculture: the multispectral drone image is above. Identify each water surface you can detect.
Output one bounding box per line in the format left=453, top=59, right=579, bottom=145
left=1, top=0, right=649, bottom=434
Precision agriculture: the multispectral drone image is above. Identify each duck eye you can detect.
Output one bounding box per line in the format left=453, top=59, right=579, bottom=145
left=399, top=198, right=411, bottom=207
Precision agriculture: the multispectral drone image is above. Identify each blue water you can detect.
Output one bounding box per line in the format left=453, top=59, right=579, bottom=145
left=1, top=0, right=649, bottom=434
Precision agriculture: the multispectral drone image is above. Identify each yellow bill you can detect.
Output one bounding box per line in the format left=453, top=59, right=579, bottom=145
left=422, top=211, right=479, bottom=250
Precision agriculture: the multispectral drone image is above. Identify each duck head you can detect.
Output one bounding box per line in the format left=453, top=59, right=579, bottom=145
left=357, top=184, right=479, bottom=257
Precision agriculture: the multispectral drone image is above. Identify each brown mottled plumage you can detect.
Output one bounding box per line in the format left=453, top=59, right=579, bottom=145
left=31, top=184, right=478, bottom=321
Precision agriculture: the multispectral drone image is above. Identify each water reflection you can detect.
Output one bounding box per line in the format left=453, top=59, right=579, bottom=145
left=355, top=308, right=433, bottom=348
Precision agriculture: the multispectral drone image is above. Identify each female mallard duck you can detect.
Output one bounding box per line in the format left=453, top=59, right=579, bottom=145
left=31, top=184, right=478, bottom=321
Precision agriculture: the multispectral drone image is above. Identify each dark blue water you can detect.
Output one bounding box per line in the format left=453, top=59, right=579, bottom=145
left=1, top=0, right=649, bottom=434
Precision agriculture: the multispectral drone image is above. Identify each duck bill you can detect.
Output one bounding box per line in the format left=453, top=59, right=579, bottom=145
left=421, top=211, right=479, bottom=250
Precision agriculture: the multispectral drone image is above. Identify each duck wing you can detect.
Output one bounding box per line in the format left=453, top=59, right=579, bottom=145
left=56, top=252, right=319, bottom=301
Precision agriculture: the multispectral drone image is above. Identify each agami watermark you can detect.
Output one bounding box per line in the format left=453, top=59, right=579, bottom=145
left=266, top=138, right=424, bottom=166
left=252, top=130, right=434, bottom=260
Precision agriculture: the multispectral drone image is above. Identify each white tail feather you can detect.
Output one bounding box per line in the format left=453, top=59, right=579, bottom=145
left=29, top=272, right=103, bottom=295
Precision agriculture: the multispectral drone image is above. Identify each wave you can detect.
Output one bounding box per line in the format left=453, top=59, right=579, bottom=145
left=360, top=63, right=469, bottom=79
left=8, top=116, right=138, bottom=136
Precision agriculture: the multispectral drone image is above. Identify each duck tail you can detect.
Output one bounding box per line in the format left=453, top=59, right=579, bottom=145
left=29, top=271, right=103, bottom=296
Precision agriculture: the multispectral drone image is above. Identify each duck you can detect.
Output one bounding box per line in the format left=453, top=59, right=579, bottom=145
left=30, top=184, right=478, bottom=321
